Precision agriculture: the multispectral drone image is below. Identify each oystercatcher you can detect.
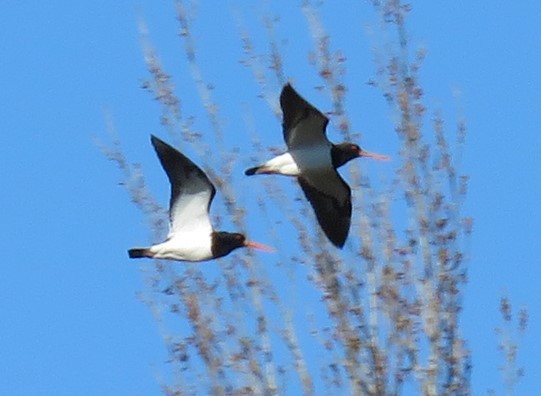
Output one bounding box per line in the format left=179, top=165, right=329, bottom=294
left=128, top=135, right=271, bottom=261
left=245, top=83, right=388, bottom=248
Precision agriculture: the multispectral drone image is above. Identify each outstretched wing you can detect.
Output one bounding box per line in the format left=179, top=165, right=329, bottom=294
left=151, top=135, right=215, bottom=237
left=280, top=83, right=330, bottom=149
left=298, top=169, right=352, bottom=248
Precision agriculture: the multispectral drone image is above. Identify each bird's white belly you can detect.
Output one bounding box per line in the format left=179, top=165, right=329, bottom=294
left=264, top=152, right=300, bottom=176
left=258, top=143, right=332, bottom=177
left=150, top=232, right=213, bottom=262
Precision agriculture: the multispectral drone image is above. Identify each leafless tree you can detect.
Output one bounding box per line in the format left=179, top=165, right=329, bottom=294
left=101, top=1, right=525, bottom=395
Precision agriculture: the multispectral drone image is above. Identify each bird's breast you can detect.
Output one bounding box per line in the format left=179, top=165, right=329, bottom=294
left=150, top=232, right=213, bottom=262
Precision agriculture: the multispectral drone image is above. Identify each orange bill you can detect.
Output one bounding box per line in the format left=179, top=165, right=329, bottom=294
left=360, top=150, right=390, bottom=161
left=245, top=241, right=274, bottom=252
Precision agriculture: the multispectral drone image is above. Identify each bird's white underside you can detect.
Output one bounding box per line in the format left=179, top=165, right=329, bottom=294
left=149, top=231, right=213, bottom=261
left=259, top=152, right=300, bottom=176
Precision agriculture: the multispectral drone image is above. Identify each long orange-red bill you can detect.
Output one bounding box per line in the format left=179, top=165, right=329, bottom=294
left=245, top=241, right=274, bottom=252
left=360, top=150, right=390, bottom=161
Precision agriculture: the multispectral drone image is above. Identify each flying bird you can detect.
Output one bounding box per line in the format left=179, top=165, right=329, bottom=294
left=128, top=135, right=272, bottom=262
left=245, top=83, right=389, bottom=248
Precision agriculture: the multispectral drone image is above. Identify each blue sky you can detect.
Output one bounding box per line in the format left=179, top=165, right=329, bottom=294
left=1, top=1, right=540, bottom=395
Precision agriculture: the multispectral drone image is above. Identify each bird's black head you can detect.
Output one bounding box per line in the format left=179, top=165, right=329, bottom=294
left=332, top=143, right=362, bottom=168
left=332, top=142, right=390, bottom=168
left=211, top=232, right=273, bottom=259
left=211, top=232, right=246, bottom=259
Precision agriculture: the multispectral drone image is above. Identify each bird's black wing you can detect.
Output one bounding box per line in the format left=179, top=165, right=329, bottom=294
left=150, top=135, right=216, bottom=235
left=280, top=83, right=330, bottom=149
left=298, top=171, right=352, bottom=248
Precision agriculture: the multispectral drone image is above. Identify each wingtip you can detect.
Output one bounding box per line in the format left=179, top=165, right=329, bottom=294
left=326, top=233, right=347, bottom=249
left=281, top=82, right=295, bottom=96
left=150, top=135, right=174, bottom=157
left=333, top=239, right=346, bottom=249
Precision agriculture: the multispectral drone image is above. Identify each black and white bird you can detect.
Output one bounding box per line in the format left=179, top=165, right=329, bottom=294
left=128, top=135, right=271, bottom=262
left=245, top=83, right=389, bottom=248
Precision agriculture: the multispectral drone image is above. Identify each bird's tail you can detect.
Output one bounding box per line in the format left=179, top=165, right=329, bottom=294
left=244, top=166, right=261, bottom=176
left=127, top=248, right=153, bottom=259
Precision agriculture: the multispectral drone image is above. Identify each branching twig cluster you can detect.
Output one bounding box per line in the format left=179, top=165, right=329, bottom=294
left=98, top=1, right=525, bottom=395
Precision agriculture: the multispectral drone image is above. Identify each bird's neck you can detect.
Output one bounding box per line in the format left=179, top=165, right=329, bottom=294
left=331, top=145, right=349, bottom=168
